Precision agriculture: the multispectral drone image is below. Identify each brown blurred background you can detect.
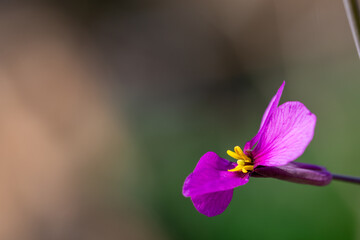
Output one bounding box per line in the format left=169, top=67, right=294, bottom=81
left=0, top=1, right=358, bottom=240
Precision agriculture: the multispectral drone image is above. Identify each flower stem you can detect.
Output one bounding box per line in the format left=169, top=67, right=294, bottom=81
left=332, top=173, right=360, bottom=184
left=343, top=0, right=360, bottom=58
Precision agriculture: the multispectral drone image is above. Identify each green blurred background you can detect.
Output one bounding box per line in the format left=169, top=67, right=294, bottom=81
left=0, top=0, right=359, bottom=239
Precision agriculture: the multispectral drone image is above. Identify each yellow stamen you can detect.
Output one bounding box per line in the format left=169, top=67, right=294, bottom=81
left=234, top=146, right=245, bottom=157
left=241, top=165, right=254, bottom=173
left=227, top=146, right=254, bottom=173
left=228, top=146, right=252, bottom=162
left=237, top=160, right=245, bottom=165
left=227, top=150, right=242, bottom=160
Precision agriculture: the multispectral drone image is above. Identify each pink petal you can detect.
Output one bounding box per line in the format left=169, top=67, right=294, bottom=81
left=244, top=81, right=285, bottom=151
left=182, top=152, right=249, bottom=197
left=252, top=101, right=316, bottom=167
left=191, top=190, right=233, bottom=217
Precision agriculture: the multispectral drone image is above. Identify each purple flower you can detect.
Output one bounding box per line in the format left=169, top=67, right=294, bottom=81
left=182, top=81, right=329, bottom=217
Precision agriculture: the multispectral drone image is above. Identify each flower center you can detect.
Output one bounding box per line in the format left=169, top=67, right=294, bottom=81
left=227, top=146, right=254, bottom=173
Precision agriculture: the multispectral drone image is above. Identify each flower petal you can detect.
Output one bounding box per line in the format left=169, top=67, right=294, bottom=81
left=252, top=101, right=316, bottom=167
left=244, top=81, right=285, bottom=151
left=182, top=152, right=249, bottom=197
left=190, top=190, right=233, bottom=217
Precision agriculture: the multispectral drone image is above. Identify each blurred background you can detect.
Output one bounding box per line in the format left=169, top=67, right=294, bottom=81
left=0, top=0, right=359, bottom=239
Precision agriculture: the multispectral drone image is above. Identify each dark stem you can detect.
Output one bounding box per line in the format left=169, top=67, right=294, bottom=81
left=332, top=173, right=360, bottom=184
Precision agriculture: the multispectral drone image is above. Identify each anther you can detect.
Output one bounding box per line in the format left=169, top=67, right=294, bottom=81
left=227, top=146, right=254, bottom=173
left=227, top=150, right=241, bottom=160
